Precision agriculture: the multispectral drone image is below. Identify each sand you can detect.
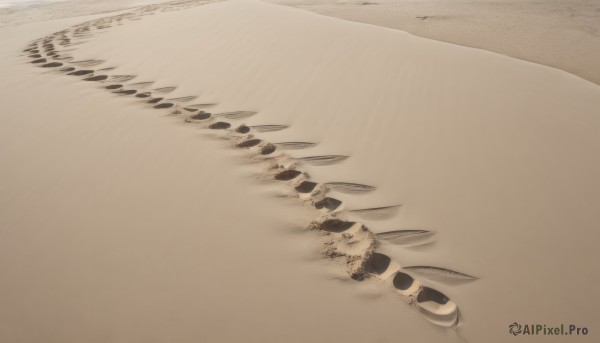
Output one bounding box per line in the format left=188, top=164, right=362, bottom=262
left=1, top=0, right=599, bottom=342
left=269, top=0, right=600, bottom=85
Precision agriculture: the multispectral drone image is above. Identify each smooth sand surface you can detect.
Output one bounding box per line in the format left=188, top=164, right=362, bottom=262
left=270, top=0, right=600, bottom=85
left=0, top=13, right=453, bottom=343
left=1, top=0, right=600, bottom=342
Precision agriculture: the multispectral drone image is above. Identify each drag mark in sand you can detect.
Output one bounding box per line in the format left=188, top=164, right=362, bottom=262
left=21, top=0, right=478, bottom=332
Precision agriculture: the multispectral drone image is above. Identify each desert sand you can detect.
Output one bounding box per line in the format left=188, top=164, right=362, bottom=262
left=1, top=0, right=599, bottom=342
left=270, top=0, right=600, bottom=85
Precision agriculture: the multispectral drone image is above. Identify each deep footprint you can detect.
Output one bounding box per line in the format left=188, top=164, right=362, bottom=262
left=274, top=169, right=302, bottom=181
left=209, top=122, right=231, bottom=129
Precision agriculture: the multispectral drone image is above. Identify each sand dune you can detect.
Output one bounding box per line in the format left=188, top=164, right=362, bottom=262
left=270, top=0, right=600, bottom=85
left=2, top=0, right=600, bottom=342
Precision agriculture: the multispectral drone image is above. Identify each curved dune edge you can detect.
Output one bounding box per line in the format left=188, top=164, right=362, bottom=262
left=267, top=1, right=600, bottom=87
left=22, top=0, right=478, bottom=329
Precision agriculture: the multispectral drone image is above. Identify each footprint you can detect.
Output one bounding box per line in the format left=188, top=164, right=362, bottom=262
left=209, top=122, right=231, bottom=129
left=235, top=125, right=250, bottom=134
left=236, top=139, right=262, bottom=148
left=295, top=181, right=318, bottom=193
left=364, top=252, right=396, bottom=277
left=135, top=92, right=151, bottom=98
left=416, top=287, right=459, bottom=327
left=84, top=75, right=108, bottom=81
left=189, top=112, right=211, bottom=120
left=314, top=197, right=342, bottom=211
left=28, top=54, right=42, bottom=58
left=274, top=169, right=302, bottom=181
left=153, top=102, right=173, bottom=109
left=392, top=271, right=421, bottom=296
left=31, top=58, right=47, bottom=64
left=105, top=84, right=122, bottom=90
left=59, top=67, right=76, bottom=72
left=115, top=89, right=137, bottom=95
left=67, top=70, right=93, bottom=76
left=316, top=219, right=356, bottom=233
left=260, top=143, right=277, bottom=155
left=41, top=62, right=63, bottom=68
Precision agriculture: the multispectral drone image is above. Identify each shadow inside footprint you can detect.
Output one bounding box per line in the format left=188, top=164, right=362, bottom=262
left=393, top=272, right=415, bottom=291
left=235, top=125, right=250, bottom=134
left=274, top=170, right=302, bottom=181
left=260, top=143, right=276, bottom=155
left=190, top=112, right=211, bottom=120
left=364, top=253, right=391, bottom=275
left=41, top=62, right=62, bottom=68
left=314, top=197, right=342, bottom=211
left=318, top=219, right=355, bottom=233
left=31, top=58, right=47, bottom=64
left=153, top=102, right=173, bottom=109
left=417, top=287, right=450, bottom=306
left=236, top=139, right=261, bottom=148
left=68, top=70, right=93, bottom=76
left=209, top=122, right=231, bottom=130
left=295, top=181, right=317, bottom=193
left=84, top=75, right=108, bottom=81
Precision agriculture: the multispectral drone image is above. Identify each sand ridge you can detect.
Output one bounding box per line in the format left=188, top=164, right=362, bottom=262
left=21, top=0, right=479, bottom=334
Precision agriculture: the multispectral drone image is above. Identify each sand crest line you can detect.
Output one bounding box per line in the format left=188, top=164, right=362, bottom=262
left=22, top=0, right=477, bottom=329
